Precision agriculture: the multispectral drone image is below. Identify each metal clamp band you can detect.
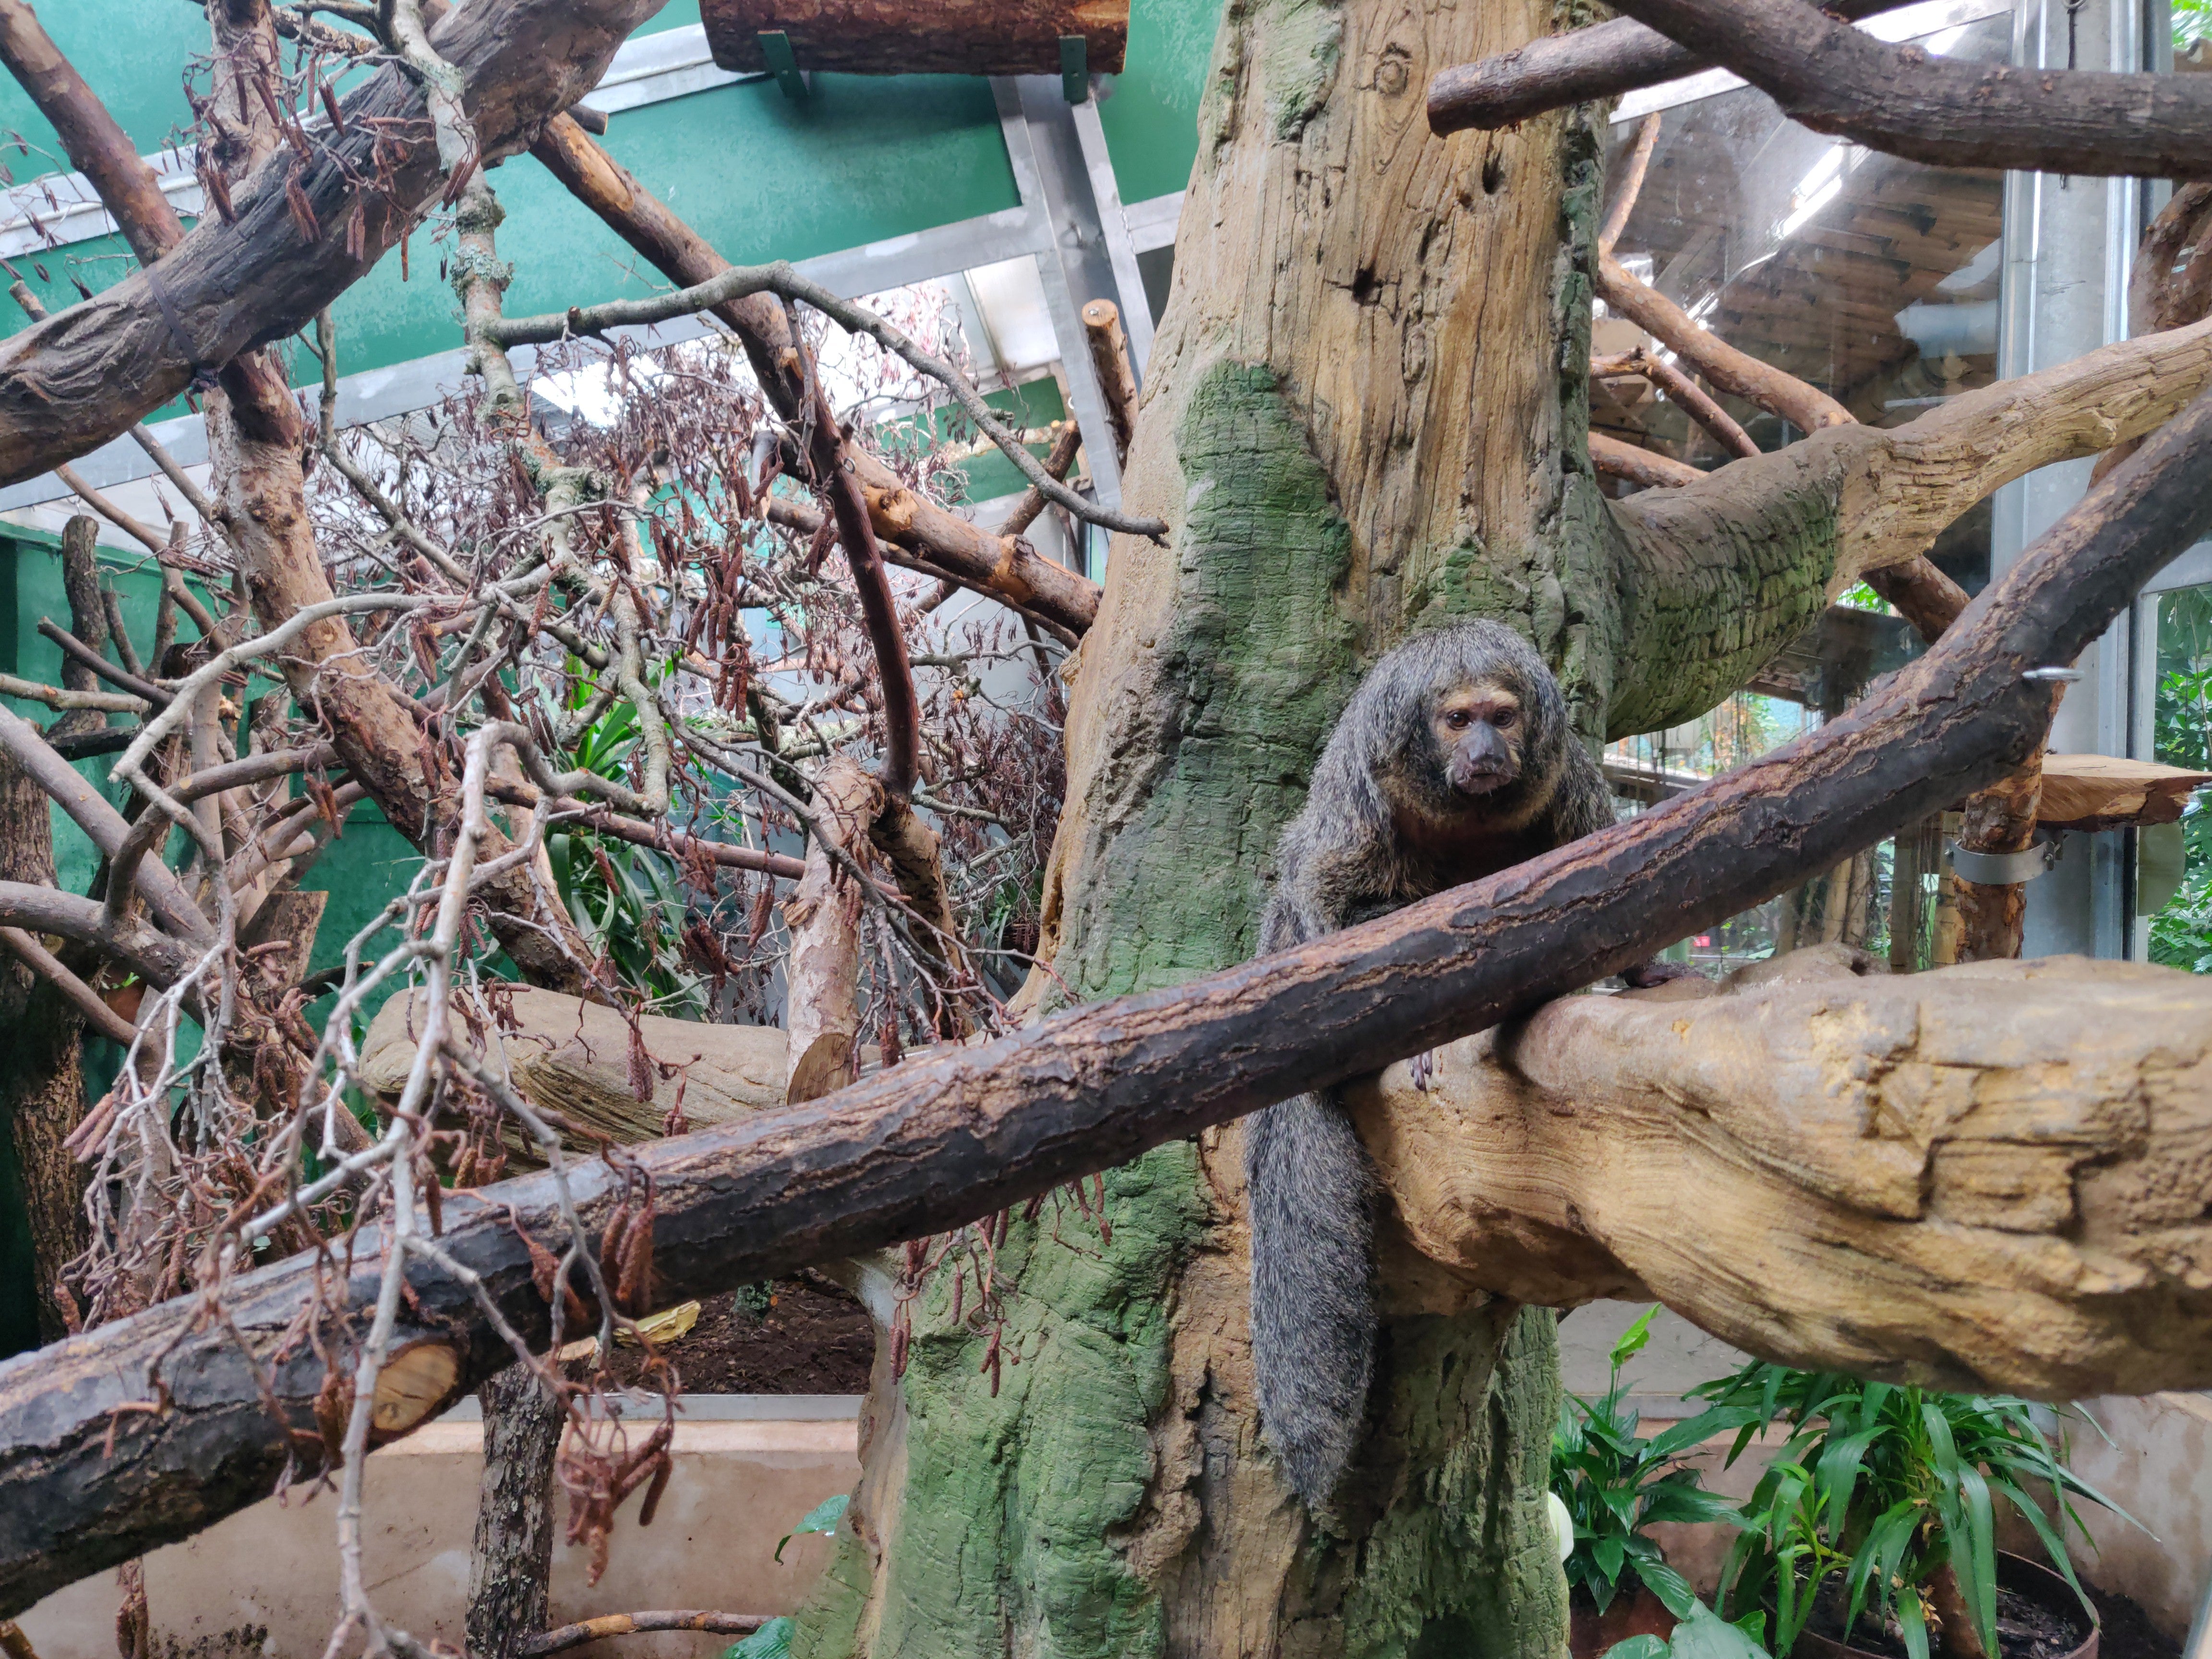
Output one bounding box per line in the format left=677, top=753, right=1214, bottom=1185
left=1947, top=838, right=2061, bottom=886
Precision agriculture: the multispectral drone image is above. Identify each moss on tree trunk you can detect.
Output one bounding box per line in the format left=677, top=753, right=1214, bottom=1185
left=793, top=0, right=1859, bottom=1652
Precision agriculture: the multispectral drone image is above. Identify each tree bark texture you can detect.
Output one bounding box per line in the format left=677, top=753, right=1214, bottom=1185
left=1423, top=0, right=1916, bottom=133
left=0, top=749, right=86, bottom=1347
left=0, top=0, right=659, bottom=489
left=805, top=2, right=1616, bottom=1652
left=699, top=0, right=1128, bottom=75
left=359, top=983, right=788, bottom=1154
left=783, top=759, right=878, bottom=1104
left=466, top=1364, right=564, bottom=1659
left=1354, top=945, right=2212, bottom=1398
left=1603, top=0, right=2212, bottom=177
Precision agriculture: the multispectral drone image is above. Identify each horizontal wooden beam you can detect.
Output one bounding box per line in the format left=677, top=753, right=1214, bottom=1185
left=1357, top=948, right=2212, bottom=1399
left=2034, top=753, right=2212, bottom=831
left=700, top=0, right=1128, bottom=76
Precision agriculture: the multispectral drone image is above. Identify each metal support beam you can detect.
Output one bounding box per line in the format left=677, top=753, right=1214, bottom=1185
left=1989, top=0, right=2152, bottom=961
left=1068, top=97, right=1157, bottom=379
left=992, top=75, right=1142, bottom=510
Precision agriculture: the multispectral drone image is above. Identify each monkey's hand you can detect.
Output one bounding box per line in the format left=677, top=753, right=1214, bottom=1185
left=1621, top=958, right=1703, bottom=990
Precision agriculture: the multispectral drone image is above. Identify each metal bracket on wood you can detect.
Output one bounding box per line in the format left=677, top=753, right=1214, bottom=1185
left=758, top=31, right=809, bottom=100
left=1059, top=36, right=1088, bottom=103
left=1948, top=835, right=2064, bottom=886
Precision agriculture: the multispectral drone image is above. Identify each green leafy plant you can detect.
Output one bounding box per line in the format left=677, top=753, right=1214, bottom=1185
left=547, top=685, right=707, bottom=1012
left=724, top=1618, right=793, bottom=1659
left=2148, top=587, right=2212, bottom=974
left=2177, top=0, right=2211, bottom=50
left=1604, top=1598, right=1774, bottom=1659
left=1692, top=1361, right=2131, bottom=1659
left=1551, top=1309, right=1749, bottom=1617
left=774, top=1492, right=850, bottom=1564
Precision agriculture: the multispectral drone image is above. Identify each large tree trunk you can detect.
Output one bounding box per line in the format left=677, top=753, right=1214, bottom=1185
left=790, top=0, right=1781, bottom=1652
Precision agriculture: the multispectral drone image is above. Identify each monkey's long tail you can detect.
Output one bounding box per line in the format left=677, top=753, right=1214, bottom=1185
left=1246, top=1089, right=1377, bottom=1511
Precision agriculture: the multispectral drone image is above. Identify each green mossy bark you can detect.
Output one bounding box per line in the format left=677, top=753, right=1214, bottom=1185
left=795, top=361, right=1570, bottom=1659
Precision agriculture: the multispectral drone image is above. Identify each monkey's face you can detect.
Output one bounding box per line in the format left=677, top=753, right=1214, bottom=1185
left=1431, top=680, right=1524, bottom=797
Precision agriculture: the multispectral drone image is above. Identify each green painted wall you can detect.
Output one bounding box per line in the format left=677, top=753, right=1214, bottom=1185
left=1099, top=0, right=1225, bottom=205
left=0, top=526, right=426, bottom=1360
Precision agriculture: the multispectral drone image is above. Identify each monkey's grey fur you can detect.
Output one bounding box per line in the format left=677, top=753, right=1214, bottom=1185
left=1246, top=619, right=1615, bottom=1511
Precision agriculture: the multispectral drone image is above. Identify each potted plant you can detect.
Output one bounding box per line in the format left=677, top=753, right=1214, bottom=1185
left=1553, top=1309, right=1751, bottom=1658
left=1688, top=1360, right=2134, bottom=1659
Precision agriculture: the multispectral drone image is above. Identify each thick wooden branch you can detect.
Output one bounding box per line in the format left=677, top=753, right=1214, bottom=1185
left=700, top=0, right=1128, bottom=75
left=1426, top=0, right=1914, bottom=133
left=782, top=757, right=876, bottom=1103
left=1598, top=254, right=1852, bottom=433
left=1589, top=430, right=1703, bottom=488
left=1593, top=347, right=1759, bottom=461
left=0, top=0, right=181, bottom=265
left=1, top=389, right=2209, bottom=1618
left=0, top=0, right=657, bottom=489
left=527, top=117, right=1103, bottom=637
left=1602, top=0, right=2212, bottom=176
left=1354, top=948, right=2212, bottom=1398
left=361, top=984, right=788, bottom=1152
left=1616, top=316, right=2212, bottom=597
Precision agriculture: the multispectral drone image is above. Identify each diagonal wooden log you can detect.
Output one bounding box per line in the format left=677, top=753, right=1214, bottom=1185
left=1597, top=0, right=2212, bottom=177
left=0, top=0, right=660, bottom=489
left=1, top=385, right=2211, bottom=1619
left=1355, top=947, right=2212, bottom=1398
left=1425, top=0, right=1918, bottom=133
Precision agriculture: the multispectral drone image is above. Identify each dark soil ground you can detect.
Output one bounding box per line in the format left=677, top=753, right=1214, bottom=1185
left=1807, top=1577, right=2172, bottom=1659
left=2084, top=1583, right=2182, bottom=1659
left=603, top=1278, right=875, bottom=1395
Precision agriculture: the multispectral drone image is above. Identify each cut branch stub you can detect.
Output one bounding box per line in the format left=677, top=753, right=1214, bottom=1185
left=1353, top=947, right=2212, bottom=1398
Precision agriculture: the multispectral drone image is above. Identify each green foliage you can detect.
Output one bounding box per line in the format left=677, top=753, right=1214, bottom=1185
left=547, top=684, right=706, bottom=1013
left=725, top=1618, right=795, bottom=1659
left=2177, top=0, right=2211, bottom=49
left=1604, top=1599, right=1774, bottom=1659
left=1551, top=1310, right=1748, bottom=1617
left=2149, top=587, right=2212, bottom=973
left=775, top=1493, right=850, bottom=1565
left=1690, top=1362, right=2130, bottom=1659
left=1837, top=581, right=1893, bottom=615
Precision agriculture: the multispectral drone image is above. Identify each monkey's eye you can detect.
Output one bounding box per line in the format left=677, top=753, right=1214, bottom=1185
left=1491, top=709, right=1517, bottom=728
left=1444, top=710, right=1473, bottom=730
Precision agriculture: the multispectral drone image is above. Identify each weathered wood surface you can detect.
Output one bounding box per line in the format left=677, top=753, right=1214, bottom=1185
left=781, top=758, right=877, bottom=1104
left=0, top=387, right=2208, bottom=1618
left=1603, top=0, right=2212, bottom=176
left=1425, top=0, right=1913, bottom=133
left=2036, top=753, right=2212, bottom=830
left=700, top=0, right=1128, bottom=75
left=1355, top=947, right=2212, bottom=1398
left=360, top=985, right=788, bottom=1149
left=0, top=0, right=657, bottom=489
left=1615, top=316, right=2212, bottom=600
